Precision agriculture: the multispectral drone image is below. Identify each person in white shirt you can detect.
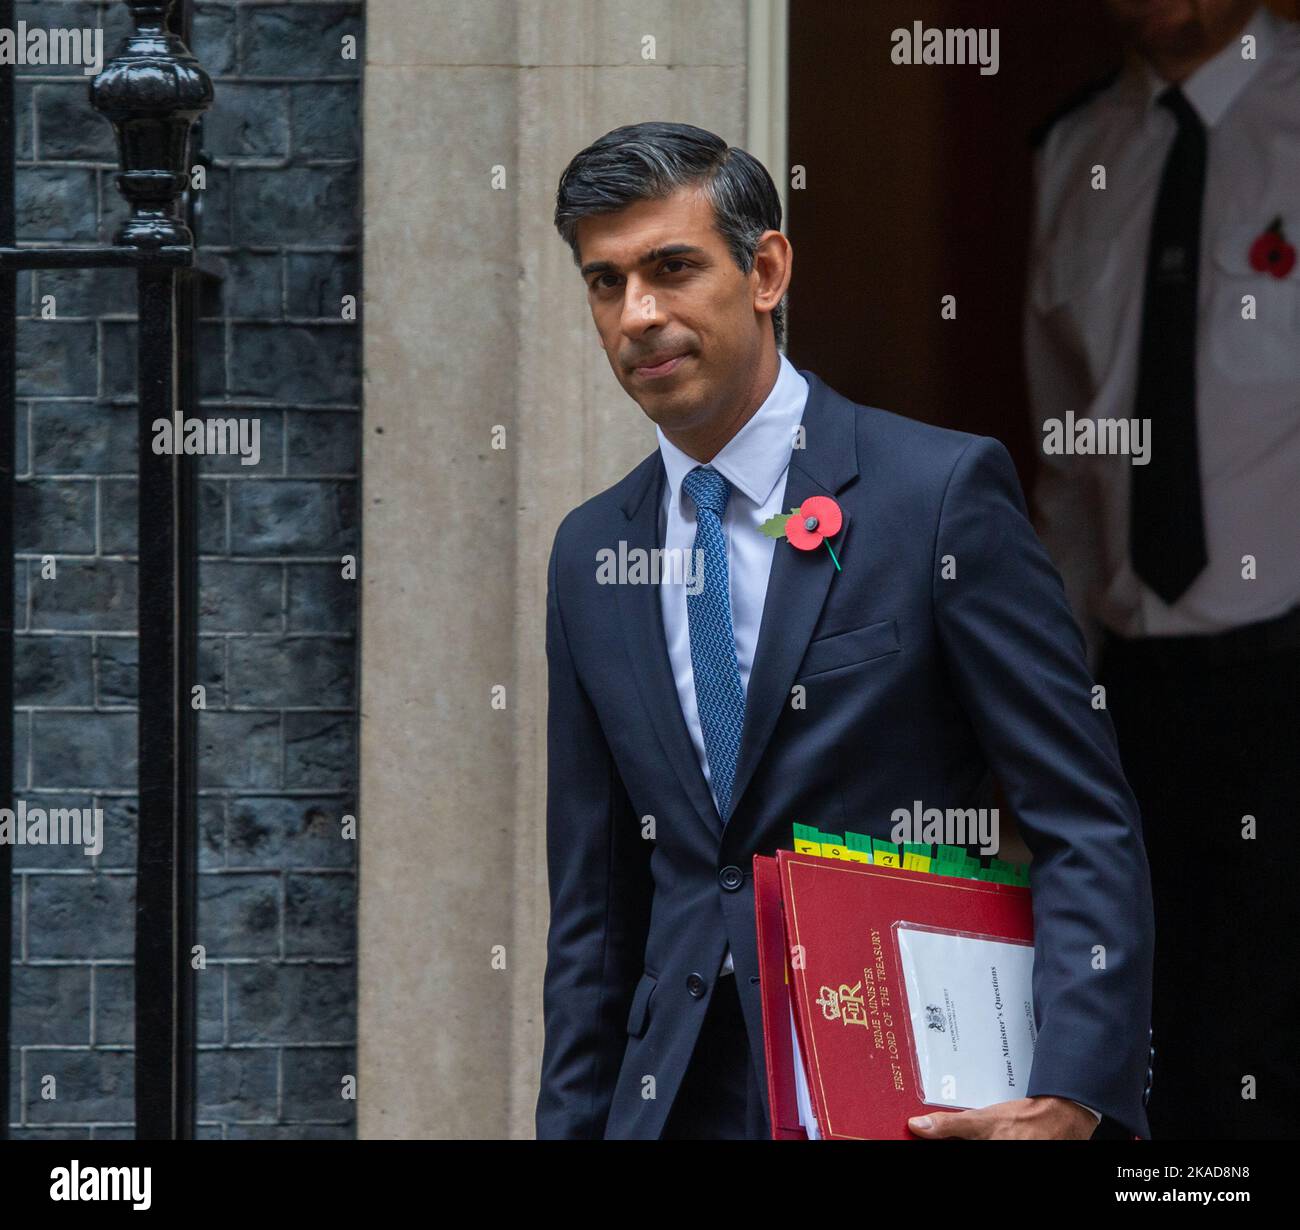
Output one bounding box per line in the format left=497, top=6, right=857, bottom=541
left=1025, top=0, right=1300, bottom=1139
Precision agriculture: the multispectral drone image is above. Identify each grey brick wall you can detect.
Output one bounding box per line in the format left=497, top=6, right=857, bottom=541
left=8, top=0, right=363, bottom=1138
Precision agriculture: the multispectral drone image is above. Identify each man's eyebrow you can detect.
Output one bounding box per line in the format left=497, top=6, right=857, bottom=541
left=579, top=243, right=706, bottom=279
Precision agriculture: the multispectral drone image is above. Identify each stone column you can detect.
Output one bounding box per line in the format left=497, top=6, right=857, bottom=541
left=360, top=0, right=757, bottom=1139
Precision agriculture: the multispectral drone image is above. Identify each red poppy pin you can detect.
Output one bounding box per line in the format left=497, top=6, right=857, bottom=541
left=1248, top=216, right=1296, bottom=279
left=760, top=495, right=843, bottom=571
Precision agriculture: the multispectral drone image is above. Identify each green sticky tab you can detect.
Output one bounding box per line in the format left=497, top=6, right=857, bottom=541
left=818, top=832, right=844, bottom=848
left=937, top=844, right=966, bottom=864
left=793, top=823, right=820, bottom=843
left=870, top=839, right=901, bottom=868
left=901, top=843, right=930, bottom=872
left=845, top=830, right=873, bottom=853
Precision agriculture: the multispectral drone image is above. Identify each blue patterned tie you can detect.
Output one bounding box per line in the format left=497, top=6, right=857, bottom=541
left=682, top=465, right=746, bottom=822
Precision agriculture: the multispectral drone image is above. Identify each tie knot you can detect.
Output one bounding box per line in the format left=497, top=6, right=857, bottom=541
left=1158, top=85, right=1201, bottom=131
left=683, top=465, right=731, bottom=517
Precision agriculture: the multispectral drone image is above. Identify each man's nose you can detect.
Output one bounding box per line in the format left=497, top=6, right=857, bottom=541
left=619, top=275, right=665, bottom=337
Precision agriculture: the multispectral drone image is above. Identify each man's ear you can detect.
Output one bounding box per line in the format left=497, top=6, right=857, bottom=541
left=752, top=229, right=793, bottom=315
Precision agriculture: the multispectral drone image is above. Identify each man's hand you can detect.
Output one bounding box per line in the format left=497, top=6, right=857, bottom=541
left=908, top=1096, right=1099, bottom=1140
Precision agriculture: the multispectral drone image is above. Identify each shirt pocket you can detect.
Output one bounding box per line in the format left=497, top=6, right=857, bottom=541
left=1031, top=236, right=1122, bottom=383
left=797, top=617, right=900, bottom=681
left=1206, top=214, right=1300, bottom=384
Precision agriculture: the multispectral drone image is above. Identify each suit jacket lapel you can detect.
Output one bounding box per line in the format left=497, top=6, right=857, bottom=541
left=615, top=455, right=725, bottom=841
left=613, top=369, right=860, bottom=839
left=725, top=370, right=860, bottom=825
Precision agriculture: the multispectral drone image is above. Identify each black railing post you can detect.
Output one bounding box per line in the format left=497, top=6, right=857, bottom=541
left=0, top=0, right=212, bottom=1142
left=90, top=0, right=212, bottom=1140
left=91, top=0, right=212, bottom=249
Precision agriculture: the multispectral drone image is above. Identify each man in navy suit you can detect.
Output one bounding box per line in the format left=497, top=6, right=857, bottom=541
left=536, top=121, right=1154, bottom=1141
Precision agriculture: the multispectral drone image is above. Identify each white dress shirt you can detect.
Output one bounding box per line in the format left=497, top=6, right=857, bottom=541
left=1026, top=6, right=1300, bottom=666
left=656, top=353, right=809, bottom=978
left=656, top=356, right=1102, bottom=1124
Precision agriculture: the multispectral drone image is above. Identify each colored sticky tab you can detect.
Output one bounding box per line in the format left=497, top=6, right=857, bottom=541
left=843, top=831, right=873, bottom=862
left=792, top=822, right=821, bottom=855
left=937, top=844, right=966, bottom=865
left=989, top=858, right=1021, bottom=885
left=902, top=842, right=932, bottom=872
left=819, top=842, right=851, bottom=861
left=870, top=838, right=901, bottom=868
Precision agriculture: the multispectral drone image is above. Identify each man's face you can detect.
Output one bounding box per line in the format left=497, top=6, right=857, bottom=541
left=575, top=186, right=770, bottom=435
left=1102, top=0, right=1257, bottom=61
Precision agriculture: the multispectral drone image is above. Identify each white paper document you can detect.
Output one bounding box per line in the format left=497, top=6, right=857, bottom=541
left=895, top=924, right=1038, bottom=1110
left=789, top=1004, right=821, bottom=1140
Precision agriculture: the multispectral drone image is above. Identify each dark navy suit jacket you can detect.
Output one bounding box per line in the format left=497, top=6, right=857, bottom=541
left=536, top=368, right=1154, bottom=1139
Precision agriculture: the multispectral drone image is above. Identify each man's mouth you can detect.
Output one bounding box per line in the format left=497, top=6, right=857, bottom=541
left=633, top=352, right=691, bottom=379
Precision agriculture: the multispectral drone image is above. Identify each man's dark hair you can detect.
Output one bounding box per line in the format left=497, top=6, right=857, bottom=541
left=554, top=121, right=788, bottom=349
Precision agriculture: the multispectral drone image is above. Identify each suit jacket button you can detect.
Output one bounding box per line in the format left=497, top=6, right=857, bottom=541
left=719, top=865, right=743, bottom=891
left=686, top=973, right=706, bottom=998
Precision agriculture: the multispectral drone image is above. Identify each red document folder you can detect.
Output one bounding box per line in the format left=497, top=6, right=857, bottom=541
left=753, top=854, right=807, bottom=1138
left=754, top=848, right=1035, bottom=1140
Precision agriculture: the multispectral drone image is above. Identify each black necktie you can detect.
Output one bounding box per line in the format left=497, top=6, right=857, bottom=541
left=1130, top=85, right=1208, bottom=605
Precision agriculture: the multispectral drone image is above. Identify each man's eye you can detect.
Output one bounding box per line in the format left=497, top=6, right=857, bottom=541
left=590, top=262, right=687, bottom=291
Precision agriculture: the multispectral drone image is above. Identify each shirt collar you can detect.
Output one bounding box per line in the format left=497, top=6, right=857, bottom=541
left=1125, top=5, right=1279, bottom=128
left=657, top=352, right=810, bottom=513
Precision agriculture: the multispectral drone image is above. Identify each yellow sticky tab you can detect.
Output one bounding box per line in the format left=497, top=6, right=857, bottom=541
left=873, top=850, right=901, bottom=868
left=902, top=852, right=932, bottom=872
left=793, top=838, right=821, bottom=855
left=819, top=842, right=850, bottom=861
left=842, top=848, right=870, bottom=863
